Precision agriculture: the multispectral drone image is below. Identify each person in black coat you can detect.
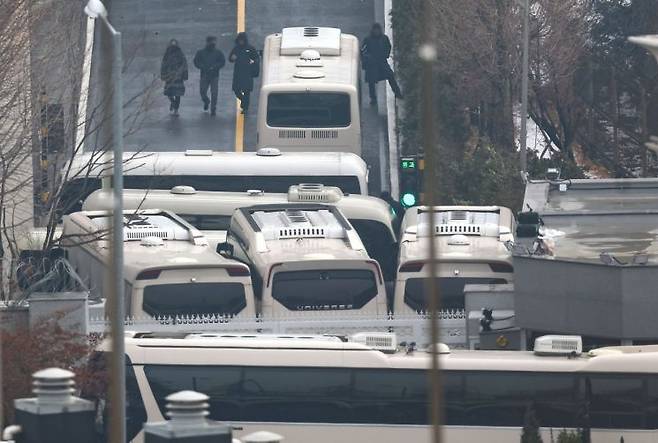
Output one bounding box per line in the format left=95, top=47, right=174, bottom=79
left=361, top=23, right=403, bottom=106
left=193, top=36, right=226, bottom=116
left=229, top=32, right=259, bottom=115
left=160, top=39, right=188, bottom=116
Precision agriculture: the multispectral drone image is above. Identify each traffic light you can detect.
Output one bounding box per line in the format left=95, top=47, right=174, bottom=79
left=399, top=156, right=420, bottom=208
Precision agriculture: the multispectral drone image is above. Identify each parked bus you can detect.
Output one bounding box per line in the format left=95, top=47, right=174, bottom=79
left=394, top=206, right=515, bottom=314
left=95, top=333, right=658, bottom=443
left=61, top=209, right=255, bottom=318
left=83, top=184, right=398, bottom=279
left=60, top=149, right=369, bottom=216
left=258, top=27, right=361, bottom=154
left=218, top=204, right=388, bottom=316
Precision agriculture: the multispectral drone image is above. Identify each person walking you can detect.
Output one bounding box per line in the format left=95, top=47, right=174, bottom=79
left=193, top=36, right=225, bottom=116
left=361, top=23, right=403, bottom=106
left=229, top=32, right=260, bottom=115
left=160, top=39, right=188, bottom=116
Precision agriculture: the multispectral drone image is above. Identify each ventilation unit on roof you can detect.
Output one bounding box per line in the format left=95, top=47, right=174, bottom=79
left=124, top=218, right=174, bottom=241
left=350, top=332, right=397, bottom=353
left=304, top=27, right=319, bottom=37
left=277, top=210, right=326, bottom=239
left=534, top=335, right=582, bottom=356
left=170, top=185, right=196, bottom=195
left=300, top=49, right=320, bottom=60
left=288, top=184, right=343, bottom=203
left=280, top=27, right=342, bottom=56
left=296, top=49, right=323, bottom=67
left=253, top=208, right=345, bottom=241
left=284, top=210, right=309, bottom=224
left=91, top=214, right=191, bottom=242
left=256, top=147, right=282, bottom=157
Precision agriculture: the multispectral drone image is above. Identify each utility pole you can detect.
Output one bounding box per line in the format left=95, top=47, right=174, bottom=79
left=419, top=1, right=442, bottom=442
left=520, top=0, right=530, bottom=177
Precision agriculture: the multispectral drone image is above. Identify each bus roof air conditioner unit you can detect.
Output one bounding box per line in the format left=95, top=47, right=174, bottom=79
left=350, top=332, right=397, bottom=353
left=280, top=27, right=342, bottom=56
left=288, top=184, right=344, bottom=203
left=534, top=335, right=582, bottom=356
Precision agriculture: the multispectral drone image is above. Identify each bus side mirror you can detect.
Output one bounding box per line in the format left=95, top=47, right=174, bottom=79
left=217, top=242, right=234, bottom=257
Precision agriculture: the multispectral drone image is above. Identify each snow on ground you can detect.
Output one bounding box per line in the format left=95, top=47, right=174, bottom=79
left=513, top=105, right=555, bottom=159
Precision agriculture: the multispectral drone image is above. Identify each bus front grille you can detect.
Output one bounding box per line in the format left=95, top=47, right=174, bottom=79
left=310, top=130, right=339, bottom=139
left=278, top=129, right=306, bottom=139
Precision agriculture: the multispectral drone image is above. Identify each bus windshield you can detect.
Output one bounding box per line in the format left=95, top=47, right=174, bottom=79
left=267, top=93, right=351, bottom=128
left=272, top=269, right=377, bottom=310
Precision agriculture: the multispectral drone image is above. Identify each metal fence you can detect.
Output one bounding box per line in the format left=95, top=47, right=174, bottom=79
left=89, top=310, right=468, bottom=347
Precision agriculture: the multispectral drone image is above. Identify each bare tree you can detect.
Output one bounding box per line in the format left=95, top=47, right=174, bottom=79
left=528, top=0, right=589, bottom=162
left=0, top=0, right=156, bottom=301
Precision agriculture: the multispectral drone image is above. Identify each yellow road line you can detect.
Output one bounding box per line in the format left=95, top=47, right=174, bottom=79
left=234, top=0, right=246, bottom=152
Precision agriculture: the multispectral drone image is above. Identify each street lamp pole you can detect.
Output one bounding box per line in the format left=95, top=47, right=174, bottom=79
left=84, top=1, right=125, bottom=442
left=520, top=0, right=530, bottom=177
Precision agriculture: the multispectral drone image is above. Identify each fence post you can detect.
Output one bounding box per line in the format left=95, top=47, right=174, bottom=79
left=12, top=368, right=95, bottom=443
left=144, top=390, right=232, bottom=443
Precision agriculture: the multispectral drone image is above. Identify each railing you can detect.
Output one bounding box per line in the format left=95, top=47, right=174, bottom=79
left=89, top=310, right=468, bottom=347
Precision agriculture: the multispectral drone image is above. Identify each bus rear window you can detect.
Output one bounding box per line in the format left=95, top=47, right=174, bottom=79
left=143, top=282, right=246, bottom=317
left=272, top=269, right=377, bottom=311
left=267, top=93, right=351, bottom=128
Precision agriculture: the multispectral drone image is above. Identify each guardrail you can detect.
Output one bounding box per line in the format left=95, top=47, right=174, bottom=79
left=89, top=310, right=468, bottom=347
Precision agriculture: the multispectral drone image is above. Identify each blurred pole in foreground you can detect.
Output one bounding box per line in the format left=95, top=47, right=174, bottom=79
left=520, top=0, right=529, bottom=176
left=83, top=1, right=126, bottom=441
left=419, top=1, right=442, bottom=442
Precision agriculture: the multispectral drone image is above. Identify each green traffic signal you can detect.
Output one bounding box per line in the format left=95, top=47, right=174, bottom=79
left=401, top=192, right=417, bottom=208
left=400, top=159, right=416, bottom=169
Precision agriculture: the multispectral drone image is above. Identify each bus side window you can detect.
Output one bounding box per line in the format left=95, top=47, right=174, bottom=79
left=588, top=375, right=647, bottom=429
left=240, top=366, right=352, bottom=423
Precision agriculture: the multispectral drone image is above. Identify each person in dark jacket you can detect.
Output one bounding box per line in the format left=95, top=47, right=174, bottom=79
left=380, top=190, right=405, bottom=222
left=193, top=36, right=226, bottom=116
left=229, top=32, right=259, bottom=115
left=361, top=23, right=403, bottom=106
left=160, top=39, right=188, bottom=116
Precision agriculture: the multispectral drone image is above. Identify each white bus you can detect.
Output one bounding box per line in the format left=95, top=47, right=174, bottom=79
left=258, top=27, right=361, bottom=154
left=394, top=206, right=515, bottom=314
left=83, top=184, right=398, bottom=279
left=219, top=204, right=388, bottom=316
left=59, top=149, right=368, bottom=216
left=92, top=333, right=658, bottom=443
left=61, top=209, right=255, bottom=318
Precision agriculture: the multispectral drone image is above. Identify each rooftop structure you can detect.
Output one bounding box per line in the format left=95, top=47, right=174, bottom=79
left=515, top=178, right=658, bottom=342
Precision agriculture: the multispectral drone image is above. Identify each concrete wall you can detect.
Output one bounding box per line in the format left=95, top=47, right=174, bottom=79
left=514, top=256, right=658, bottom=340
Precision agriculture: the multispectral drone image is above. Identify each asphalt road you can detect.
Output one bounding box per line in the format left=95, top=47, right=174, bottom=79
left=87, top=0, right=388, bottom=194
